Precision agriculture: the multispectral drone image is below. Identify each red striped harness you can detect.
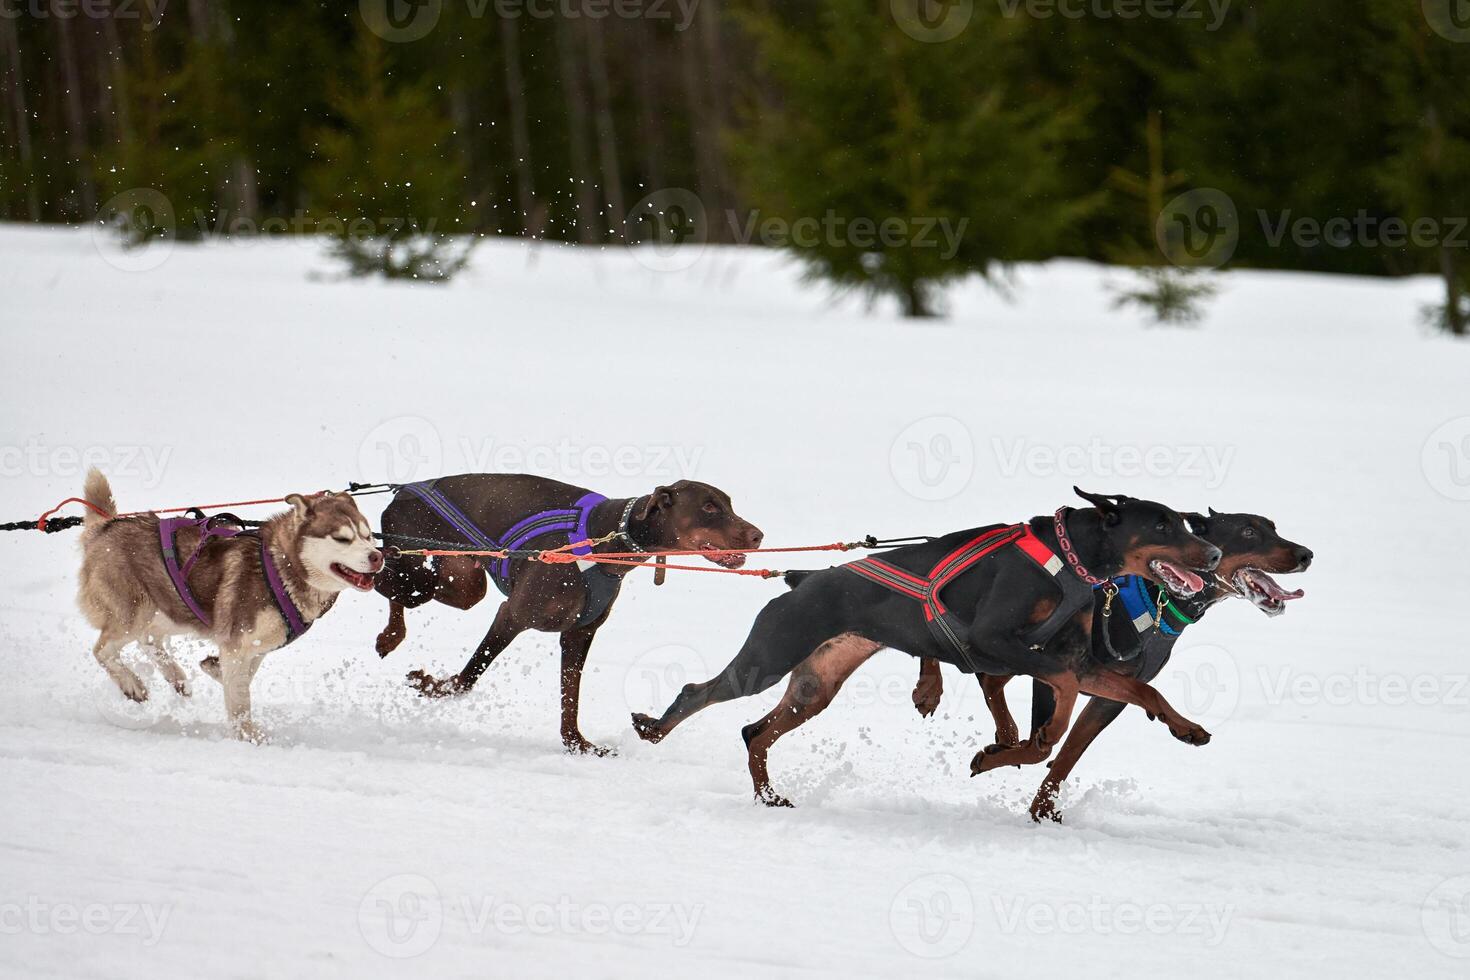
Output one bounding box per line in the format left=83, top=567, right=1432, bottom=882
left=844, top=524, right=1091, bottom=664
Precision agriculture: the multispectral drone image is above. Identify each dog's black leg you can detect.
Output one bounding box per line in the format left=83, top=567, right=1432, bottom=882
left=558, top=625, right=612, bottom=756
left=407, top=603, right=522, bottom=698
left=632, top=591, right=844, bottom=743
left=741, top=634, right=882, bottom=806
left=1028, top=697, right=1127, bottom=823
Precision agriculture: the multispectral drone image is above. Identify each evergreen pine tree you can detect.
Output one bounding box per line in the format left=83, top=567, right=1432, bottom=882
left=304, top=28, right=472, bottom=282
left=1370, top=0, right=1470, bottom=335
left=730, top=0, right=1095, bottom=318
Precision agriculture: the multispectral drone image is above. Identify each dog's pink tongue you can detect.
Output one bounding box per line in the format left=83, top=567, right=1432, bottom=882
left=1177, top=567, right=1205, bottom=594
left=1255, top=570, right=1304, bottom=601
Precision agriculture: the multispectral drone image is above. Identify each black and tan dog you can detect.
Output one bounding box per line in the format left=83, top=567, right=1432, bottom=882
left=916, top=508, right=1312, bottom=821
left=631, top=489, right=1221, bottom=805
left=375, top=474, right=763, bottom=755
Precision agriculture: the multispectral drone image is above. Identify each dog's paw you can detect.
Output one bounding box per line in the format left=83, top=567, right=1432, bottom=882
left=1170, top=723, right=1212, bottom=746
left=912, top=684, right=942, bottom=718
left=1029, top=784, right=1063, bottom=823
left=630, top=713, right=666, bottom=744
left=171, top=677, right=192, bottom=698
left=756, top=786, right=794, bottom=808
left=234, top=721, right=269, bottom=745
left=969, top=744, right=1013, bottom=776
left=406, top=670, right=463, bottom=699
left=198, top=657, right=222, bottom=683
left=564, top=736, right=616, bottom=758
left=375, top=629, right=404, bottom=658
left=118, top=679, right=149, bottom=703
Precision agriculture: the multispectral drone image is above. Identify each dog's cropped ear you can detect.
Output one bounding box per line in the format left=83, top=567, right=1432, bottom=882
left=1208, top=507, right=1222, bottom=518
left=636, top=485, right=677, bottom=521
left=284, top=493, right=311, bottom=520
left=1183, top=511, right=1210, bottom=535
left=1073, top=487, right=1122, bottom=525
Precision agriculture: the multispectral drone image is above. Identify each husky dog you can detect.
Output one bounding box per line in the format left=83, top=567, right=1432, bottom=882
left=76, top=470, right=383, bottom=741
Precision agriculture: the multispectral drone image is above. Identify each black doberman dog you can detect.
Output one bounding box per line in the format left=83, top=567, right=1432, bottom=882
left=631, top=488, right=1221, bottom=805
left=914, top=509, right=1312, bottom=821
left=375, top=474, right=763, bottom=755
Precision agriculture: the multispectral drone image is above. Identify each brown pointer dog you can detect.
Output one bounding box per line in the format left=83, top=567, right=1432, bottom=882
left=632, top=489, right=1221, bottom=806
left=911, top=509, right=1312, bottom=821
left=374, top=475, right=763, bottom=755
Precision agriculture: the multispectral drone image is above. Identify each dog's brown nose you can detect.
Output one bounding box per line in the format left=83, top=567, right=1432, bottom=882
left=746, top=526, right=764, bottom=549
left=367, top=551, right=385, bottom=572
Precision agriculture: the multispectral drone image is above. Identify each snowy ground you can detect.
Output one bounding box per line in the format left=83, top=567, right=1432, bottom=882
left=2, top=224, right=1467, bottom=978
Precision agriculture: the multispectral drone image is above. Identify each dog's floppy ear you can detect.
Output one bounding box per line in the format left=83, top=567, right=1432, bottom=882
left=636, top=485, right=677, bottom=521
left=1183, top=511, right=1210, bottom=534
left=285, top=493, right=311, bottom=520
left=1073, top=487, right=1122, bottom=526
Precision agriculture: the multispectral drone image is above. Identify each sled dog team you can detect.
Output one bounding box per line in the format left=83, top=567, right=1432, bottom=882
left=77, top=469, right=1310, bottom=820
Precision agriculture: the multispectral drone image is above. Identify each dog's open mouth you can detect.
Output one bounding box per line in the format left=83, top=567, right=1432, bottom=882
left=332, top=563, right=378, bottom=592
left=699, top=544, right=748, bottom=569
left=1236, top=567, right=1304, bottom=616
left=1149, top=559, right=1205, bottom=597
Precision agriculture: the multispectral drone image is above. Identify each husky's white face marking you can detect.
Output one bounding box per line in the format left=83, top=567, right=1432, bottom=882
left=299, top=521, right=382, bottom=593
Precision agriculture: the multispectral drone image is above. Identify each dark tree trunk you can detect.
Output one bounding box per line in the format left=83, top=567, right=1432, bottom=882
left=678, top=23, right=721, bottom=241
left=1443, top=245, right=1466, bottom=336
left=554, top=16, right=600, bottom=243
left=499, top=17, right=536, bottom=234
left=583, top=20, right=625, bottom=237
left=55, top=15, right=97, bottom=216
left=632, top=23, right=665, bottom=193
left=0, top=15, right=40, bottom=219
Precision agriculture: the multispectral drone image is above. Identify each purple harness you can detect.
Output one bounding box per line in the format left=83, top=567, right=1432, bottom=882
left=400, top=482, right=608, bottom=587
left=396, top=482, right=629, bottom=627
left=159, top=515, right=311, bottom=644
